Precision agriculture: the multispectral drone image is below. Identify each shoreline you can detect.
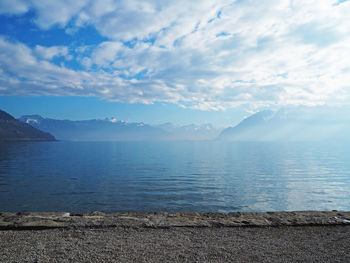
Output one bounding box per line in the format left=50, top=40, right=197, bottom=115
left=1, top=210, right=350, bottom=230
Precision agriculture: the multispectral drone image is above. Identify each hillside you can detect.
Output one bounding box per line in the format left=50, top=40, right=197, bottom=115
left=0, top=110, right=56, bottom=141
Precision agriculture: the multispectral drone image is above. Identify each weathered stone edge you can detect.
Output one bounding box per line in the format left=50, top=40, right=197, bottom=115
left=1, top=211, right=350, bottom=230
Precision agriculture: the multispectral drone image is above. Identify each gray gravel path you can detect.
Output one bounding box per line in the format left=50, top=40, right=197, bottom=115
left=1, top=225, right=350, bottom=262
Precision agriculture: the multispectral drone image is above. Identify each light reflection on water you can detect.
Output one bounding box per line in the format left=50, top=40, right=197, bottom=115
left=0, top=141, right=350, bottom=212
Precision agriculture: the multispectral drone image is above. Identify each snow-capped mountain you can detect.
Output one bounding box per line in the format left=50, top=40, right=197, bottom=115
left=19, top=115, right=221, bottom=141
left=19, top=115, right=167, bottom=141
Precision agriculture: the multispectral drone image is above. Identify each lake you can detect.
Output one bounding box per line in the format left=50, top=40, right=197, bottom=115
left=1, top=141, right=350, bottom=213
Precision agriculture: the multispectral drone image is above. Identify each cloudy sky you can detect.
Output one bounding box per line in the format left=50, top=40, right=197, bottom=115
left=0, top=0, right=350, bottom=126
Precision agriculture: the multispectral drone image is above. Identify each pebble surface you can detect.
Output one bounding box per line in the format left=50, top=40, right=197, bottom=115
left=1, top=211, right=350, bottom=262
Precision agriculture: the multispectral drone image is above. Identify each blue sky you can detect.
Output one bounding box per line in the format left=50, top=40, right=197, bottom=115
left=0, top=0, right=350, bottom=126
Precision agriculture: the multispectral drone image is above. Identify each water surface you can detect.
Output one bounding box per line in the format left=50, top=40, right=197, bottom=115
left=1, top=141, right=350, bottom=212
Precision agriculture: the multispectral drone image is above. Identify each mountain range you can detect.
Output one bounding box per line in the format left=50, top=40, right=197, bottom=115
left=19, top=115, right=221, bottom=141
left=2, top=106, right=349, bottom=142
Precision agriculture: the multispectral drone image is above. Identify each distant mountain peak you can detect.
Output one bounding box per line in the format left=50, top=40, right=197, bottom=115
left=19, top=115, right=46, bottom=124
left=109, top=118, right=118, bottom=123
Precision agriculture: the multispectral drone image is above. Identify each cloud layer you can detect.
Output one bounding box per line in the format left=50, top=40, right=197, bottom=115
left=1, top=0, right=350, bottom=110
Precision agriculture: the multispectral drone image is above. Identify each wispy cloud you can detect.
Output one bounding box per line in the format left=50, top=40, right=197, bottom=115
left=34, top=45, right=69, bottom=60
left=1, top=0, right=350, bottom=110
left=0, top=0, right=29, bottom=15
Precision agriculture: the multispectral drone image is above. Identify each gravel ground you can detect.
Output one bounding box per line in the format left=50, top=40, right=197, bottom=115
left=1, top=225, right=350, bottom=262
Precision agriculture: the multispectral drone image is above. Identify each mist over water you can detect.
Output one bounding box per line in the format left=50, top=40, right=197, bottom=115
left=1, top=141, right=350, bottom=213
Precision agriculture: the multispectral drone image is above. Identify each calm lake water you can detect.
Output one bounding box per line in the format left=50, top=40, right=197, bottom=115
left=1, top=141, right=350, bottom=213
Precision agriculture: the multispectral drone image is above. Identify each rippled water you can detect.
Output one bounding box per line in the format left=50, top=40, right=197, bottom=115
left=1, top=141, right=350, bottom=212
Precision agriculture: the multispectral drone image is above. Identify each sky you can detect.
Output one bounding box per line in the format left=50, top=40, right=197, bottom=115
left=1, top=0, right=350, bottom=127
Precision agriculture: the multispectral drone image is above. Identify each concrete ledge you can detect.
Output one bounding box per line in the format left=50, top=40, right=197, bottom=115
left=1, top=211, right=350, bottom=230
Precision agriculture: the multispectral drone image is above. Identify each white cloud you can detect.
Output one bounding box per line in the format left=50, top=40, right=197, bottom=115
left=90, top=41, right=124, bottom=67
left=34, top=45, right=69, bottom=60
left=0, top=38, right=183, bottom=104
left=0, top=38, right=82, bottom=95
left=30, top=0, right=88, bottom=29
left=1, top=0, right=350, bottom=110
left=0, top=0, right=29, bottom=15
